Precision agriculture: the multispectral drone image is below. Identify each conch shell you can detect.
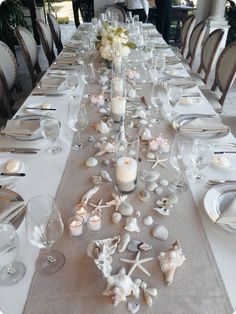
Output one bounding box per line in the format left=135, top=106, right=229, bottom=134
left=95, top=142, right=115, bottom=157
left=158, top=240, right=185, bottom=285
left=92, top=121, right=110, bottom=134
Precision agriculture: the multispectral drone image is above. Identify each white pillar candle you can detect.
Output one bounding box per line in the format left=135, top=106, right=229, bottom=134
left=88, top=215, right=101, bottom=232
left=69, top=216, right=84, bottom=236
left=112, top=77, right=124, bottom=93
left=116, top=157, right=138, bottom=184
left=75, top=203, right=89, bottom=223
left=111, top=96, right=126, bottom=122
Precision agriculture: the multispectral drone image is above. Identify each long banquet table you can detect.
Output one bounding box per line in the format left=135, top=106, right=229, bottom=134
left=0, top=23, right=236, bottom=314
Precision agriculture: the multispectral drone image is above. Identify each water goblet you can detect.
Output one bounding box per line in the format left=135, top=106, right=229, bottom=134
left=168, top=85, right=182, bottom=117
left=25, top=195, right=65, bottom=275
left=0, top=223, right=26, bottom=285
left=40, top=116, right=62, bottom=155
left=190, top=139, right=213, bottom=184
left=66, top=71, right=79, bottom=94
left=71, top=103, right=88, bottom=150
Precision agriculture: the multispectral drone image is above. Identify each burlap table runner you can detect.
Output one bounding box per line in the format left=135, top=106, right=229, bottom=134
left=24, top=80, right=233, bottom=314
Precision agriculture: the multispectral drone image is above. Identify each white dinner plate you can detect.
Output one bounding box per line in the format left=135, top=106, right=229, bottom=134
left=0, top=158, right=24, bottom=185
left=204, top=182, right=236, bottom=237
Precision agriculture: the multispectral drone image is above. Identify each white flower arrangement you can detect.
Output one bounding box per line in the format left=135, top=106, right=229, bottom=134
left=96, top=24, right=136, bottom=61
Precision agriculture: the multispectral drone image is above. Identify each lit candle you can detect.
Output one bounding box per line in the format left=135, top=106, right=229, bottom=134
left=115, top=157, right=138, bottom=192
left=88, top=215, right=102, bottom=232
left=111, top=96, right=126, bottom=122
left=75, top=203, right=89, bottom=223
left=69, top=216, right=84, bottom=236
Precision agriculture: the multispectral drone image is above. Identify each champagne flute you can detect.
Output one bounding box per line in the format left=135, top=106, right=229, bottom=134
left=41, top=116, right=62, bottom=155
left=71, top=103, right=88, bottom=150
left=168, top=85, right=182, bottom=117
left=0, top=223, right=26, bottom=285
left=25, top=195, right=65, bottom=275
left=191, top=139, right=213, bottom=183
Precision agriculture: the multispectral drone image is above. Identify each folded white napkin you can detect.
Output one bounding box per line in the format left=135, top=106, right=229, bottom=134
left=167, top=78, right=196, bottom=87
left=0, top=201, right=25, bottom=222
left=180, top=118, right=229, bottom=134
left=217, top=198, right=236, bottom=224
left=65, top=40, right=81, bottom=48
left=1, top=119, right=40, bottom=136
left=40, top=77, right=65, bottom=89
left=56, top=56, right=77, bottom=65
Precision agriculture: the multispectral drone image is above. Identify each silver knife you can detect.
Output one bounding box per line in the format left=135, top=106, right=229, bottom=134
left=214, top=151, right=236, bottom=154
left=0, top=148, right=40, bottom=153
left=31, top=93, right=67, bottom=97
left=0, top=173, right=25, bottom=177
left=25, top=107, right=56, bottom=111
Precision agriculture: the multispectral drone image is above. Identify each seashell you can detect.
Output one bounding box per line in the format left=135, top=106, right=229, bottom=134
left=138, top=242, right=152, bottom=251
left=169, top=194, right=178, bottom=204
left=153, top=206, right=170, bottom=216
left=99, top=108, right=108, bottom=114
left=147, top=182, right=158, bottom=192
left=159, top=179, right=169, bottom=187
left=118, top=202, right=133, bottom=216
left=104, top=159, right=110, bottom=166
left=135, top=210, right=141, bottom=217
left=138, top=190, right=150, bottom=202
left=139, top=169, right=160, bottom=183
left=127, top=88, right=136, bottom=99
left=140, top=128, right=152, bottom=141
left=94, top=142, right=101, bottom=149
left=146, top=152, right=155, bottom=160
left=127, top=240, right=141, bottom=252
left=95, top=142, right=115, bottom=157
left=154, top=197, right=174, bottom=216
left=140, top=282, right=158, bottom=307
left=81, top=186, right=100, bottom=204
left=155, top=187, right=163, bottom=195
left=143, top=291, right=153, bottom=307
left=133, top=109, right=146, bottom=119
left=101, top=170, right=112, bottom=182
left=152, top=225, right=168, bottom=240
left=99, top=136, right=108, bottom=142
left=158, top=240, right=186, bottom=285
left=143, top=216, right=153, bottom=226
left=85, top=157, right=98, bottom=167
left=118, top=232, right=131, bottom=253
left=133, top=278, right=142, bottom=287
left=112, top=212, right=122, bottom=224
left=93, top=121, right=110, bottom=134
left=127, top=302, right=140, bottom=313
left=88, top=135, right=95, bottom=142
left=139, top=119, right=148, bottom=125
left=91, top=175, right=102, bottom=185
left=125, top=218, right=140, bottom=233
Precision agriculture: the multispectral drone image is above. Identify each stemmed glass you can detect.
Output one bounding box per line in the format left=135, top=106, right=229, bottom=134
left=82, top=63, right=96, bottom=97
left=40, top=116, right=62, bottom=155
left=70, top=103, right=88, bottom=150
left=66, top=72, right=79, bottom=95
left=25, top=195, right=65, bottom=275
left=168, top=85, right=182, bottom=117
left=169, top=134, right=192, bottom=193
left=154, top=54, right=166, bottom=73
left=191, top=139, right=213, bottom=183
left=0, top=223, right=26, bottom=285
left=150, top=82, right=168, bottom=122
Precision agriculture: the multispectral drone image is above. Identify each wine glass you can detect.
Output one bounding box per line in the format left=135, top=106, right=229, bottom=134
left=25, top=195, right=65, bottom=275
left=150, top=82, right=168, bottom=122
left=71, top=103, right=88, bottom=150
left=169, top=134, right=192, bottom=193
left=0, top=223, right=26, bottom=285
left=191, top=139, right=213, bottom=183
left=168, top=85, right=182, bottom=117
left=82, top=63, right=96, bottom=97
left=40, top=116, right=62, bottom=155
left=154, top=54, right=166, bottom=73
left=66, top=71, right=79, bottom=94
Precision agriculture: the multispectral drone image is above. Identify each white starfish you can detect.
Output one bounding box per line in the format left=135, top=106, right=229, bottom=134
left=89, top=199, right=110, bottom=214
left=120, top=251, right=153, bottom=276
left=147, top=154, right=168, bottom=169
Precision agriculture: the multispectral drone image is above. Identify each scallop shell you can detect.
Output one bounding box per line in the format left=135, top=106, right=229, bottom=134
left=143, top=216, right=153, bottom=226
left=125, top=217, right=140, bottom=233
left=118, top=202, right=133, bottom=216
left=138, top=190, right=150, bottom=202
left=139, top=169, right=160, bottom=183
left=112, top=212, right=122, bottom=224
left=147, top=182, right=158, bottom=192
left=146, top=152, right=155, bottom=160
left=118, top=232, right=131, bottom=253
left=127, top=302, right=140, bottom=313
left=152, top=225, right=168, bottom=240
left=101, top=170, right=112, bottom=182
left=85, top=157, right=98, bottom=167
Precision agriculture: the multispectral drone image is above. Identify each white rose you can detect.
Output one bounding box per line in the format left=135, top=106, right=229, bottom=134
left=122, top=45, right=130, bottom=58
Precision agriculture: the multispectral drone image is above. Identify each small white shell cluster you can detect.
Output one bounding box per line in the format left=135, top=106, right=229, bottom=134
left=93, top=121, right=109, bottom=134
left=134, top=279, right=158, bottom=307
left=95, top=142, right=115, bottom=157
left=153, top=197, right=174, bottom=216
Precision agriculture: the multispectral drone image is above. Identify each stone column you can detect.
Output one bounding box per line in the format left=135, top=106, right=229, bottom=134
left=195, top=0, right=212, bottom=24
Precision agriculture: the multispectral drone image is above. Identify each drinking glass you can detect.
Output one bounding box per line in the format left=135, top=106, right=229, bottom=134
left=169, top=134, right=192, bottom=193
left=82, top=63, right=96, bottom=97
left=0, top=223, right=26, bottom=285
left=168, top=85, right=182, bottom=117
left=66, top=71, right=79, bottom=94
left=70, top=103, right=88, bottom=150
left=191, top=139, right=213, bottom=183
left=151, top=82, right=168, bottom=122
left=41, top=116, right=62, bottom=155
left=155, top=54, right=166, bottom=72
left=111, top=77, right=126, bottom=122
left=25, top=195, right=65, bottom=275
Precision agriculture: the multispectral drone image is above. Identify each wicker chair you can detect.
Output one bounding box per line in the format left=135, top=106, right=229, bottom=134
left=47, top=13, right=63, bottom=55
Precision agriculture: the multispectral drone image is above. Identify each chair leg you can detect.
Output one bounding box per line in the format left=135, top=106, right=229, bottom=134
left=211, top=80, right=217, bottom=91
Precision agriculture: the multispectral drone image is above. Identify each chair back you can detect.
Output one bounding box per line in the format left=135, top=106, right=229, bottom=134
left=187, top=20, right=206, bottom=68
left=16, top=26, right=41, bottom=87
left=180, top=15, right=195, bottom=58
left=47, top=13, right=63, bottom=55
left=198, top=29, right=224, bottom=84
left=0, top=41, right=17, bottom=92
left=0, top=75, right=12, bottom=118
left=212, top=41, right=236, bottom=105
left=36, top=19, right=55, bottom=65
left=105, top=5, right=126, bottom=22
